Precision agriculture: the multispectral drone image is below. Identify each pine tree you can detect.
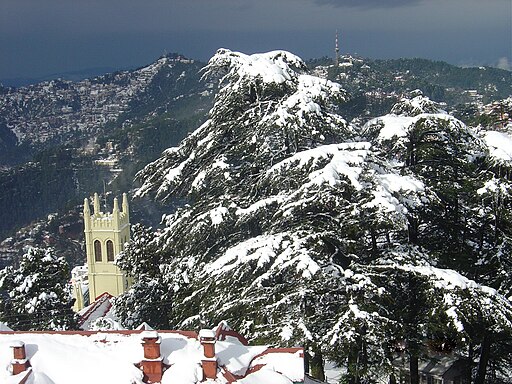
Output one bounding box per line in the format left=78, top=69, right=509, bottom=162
left=134, top=50, right=433, bottom=381
left=363, top=93, right=487, bottom=269
left=0, top=247, right=78, bottom=330
left=363, top=94, right=512, bottom=381
left=113, top=224, right=172, bottom=329
left=131, top=52, right=512, bottom=382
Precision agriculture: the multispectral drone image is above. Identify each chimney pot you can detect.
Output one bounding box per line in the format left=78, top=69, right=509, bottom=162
left=139, top=331, right=164, bottom=383
left=141, top=331, right=162, bottom=360
left=199, top=329, right=217, bottom=380
left=9, top=341, right=30, bottom=375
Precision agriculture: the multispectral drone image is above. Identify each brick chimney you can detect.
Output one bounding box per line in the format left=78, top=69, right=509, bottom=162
left=139, top=331, right=164, bottom=383
left=199, top=329, right=217, bottom=380
left=10, top=340, right=30, bottom=375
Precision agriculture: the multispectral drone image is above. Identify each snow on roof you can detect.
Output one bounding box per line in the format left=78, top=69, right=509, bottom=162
left=0, top=330, right=304, bottom=384
left=140, top=330, right=160, bottom=340
left=0, top=322, right=13, bottom=331
left=249, top=349, right=304, bottom=383
left=78, top=292, right=123, bottom=331
left=199, top=329, right=216, bottom=339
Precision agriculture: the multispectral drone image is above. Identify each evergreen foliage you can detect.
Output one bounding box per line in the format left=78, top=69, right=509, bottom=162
left=126, top=50, right=512, bottom=382
left=113, top=224, right=172, bottom=329
left=0, top=247, right=78, bottom=330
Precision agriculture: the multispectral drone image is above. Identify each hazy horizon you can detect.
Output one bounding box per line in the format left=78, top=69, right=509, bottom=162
left=1, top=0, right=510, bottom=82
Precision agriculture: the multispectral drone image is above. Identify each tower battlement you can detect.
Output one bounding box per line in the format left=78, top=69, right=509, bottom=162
left=84, top=193, right=130, bottom=231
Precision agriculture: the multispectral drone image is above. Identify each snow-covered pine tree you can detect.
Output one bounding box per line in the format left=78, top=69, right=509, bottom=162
left=474, top=177, right=512, bottom=295
left=363, top=93, right=512, bottom=382
left=363, top=93, right=489, bottom=269
left=0, top=247, right=77, bottom=330
left=132, top=50, right=437, bottom=381
left=473, top=119, right=512, bottom=297
left=471, top=125, right=512, bottom=382
left=113, top=224, right=172, bottom=329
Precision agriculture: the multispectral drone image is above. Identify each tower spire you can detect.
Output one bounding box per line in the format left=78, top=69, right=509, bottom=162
left=93, top=193, right=100, bottom=215
left=122, top=193, right=129, bottom=221
left=113, top=197, right=119, bottom=214
left=335, top=30, right=340, bottom=67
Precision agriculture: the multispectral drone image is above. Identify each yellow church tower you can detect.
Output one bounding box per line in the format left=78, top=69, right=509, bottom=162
left=83, top=192, right=131, bottom=303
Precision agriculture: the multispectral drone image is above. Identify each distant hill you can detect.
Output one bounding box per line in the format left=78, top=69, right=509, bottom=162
left=308, top=56, right=511, bottom=121
left=0, top=53, right=214, bottom=239
left=0, top=67, right=120, bottom=88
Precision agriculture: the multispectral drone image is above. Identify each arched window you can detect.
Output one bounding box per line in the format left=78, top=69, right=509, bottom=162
left=106, top=240, right=115, bottom=262
left=94, top=240, right=102, bottom=262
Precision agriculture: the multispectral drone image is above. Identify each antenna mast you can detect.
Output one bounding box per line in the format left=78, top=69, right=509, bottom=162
left=335, top=30, right=340, bottom=67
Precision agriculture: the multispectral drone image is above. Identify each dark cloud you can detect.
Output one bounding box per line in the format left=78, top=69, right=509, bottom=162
left=0, top=0, right=509, bottom=79
left=312, top=0, right=423, bottom=8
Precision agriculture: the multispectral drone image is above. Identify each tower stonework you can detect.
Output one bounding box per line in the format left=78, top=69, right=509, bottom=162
left=83, top=193, right=131, bottom=302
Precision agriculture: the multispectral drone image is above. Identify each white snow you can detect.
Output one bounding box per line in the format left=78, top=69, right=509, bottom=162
left=267, top=142, right=371, bottom=190
left=372, top=262, right=512, bottom=333
left=481, top=130, right=512, bottom=163
left=235, top=196, right=285, bottom=216
left=363, top=173, right=425, bottom=213
left=0, top=322, right=13, bottom=331
left=77, top=294, right=124, bottom=331
left=216, top=341, right=267, bottom=376
left=0, top=330, right=303, bottom=384
left=477, top=178, right=509, bottom=196
left=249, top=350, right=304, bottom=383
left=198, top=329, right=216, bottom=339
left=0, top=332, right=145, bottom=384
left=365, top=113, right=460, bottom=144
left=205, top=235, right=282, bottom=276
left=207, top=49, right=305, bottom=88
left=209, top=207, right=229, bottom=226
left=205, top=233, right=320, bottom=281
left=264, top=74, right=343, bottom=128
left=236, top=370, right=293, bottom=384
left=370, top=115, right=412, bottom=141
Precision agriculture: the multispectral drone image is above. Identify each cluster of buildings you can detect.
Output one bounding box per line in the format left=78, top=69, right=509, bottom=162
left=0, top=56, right=189, bottom=146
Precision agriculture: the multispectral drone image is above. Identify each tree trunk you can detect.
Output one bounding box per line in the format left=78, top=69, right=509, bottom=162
left=407, top=216, right=418, bottom=244
left=371, top=230, right=377, bottom=254
left=474, top=332, right=492, bottom=384
left=347, top=342, right=360, bottom=384
left=309, top=345, right=325, bottom=382
left=467, top=342, right=474, bottom=384
left=409, top=353, right=419, bottom=384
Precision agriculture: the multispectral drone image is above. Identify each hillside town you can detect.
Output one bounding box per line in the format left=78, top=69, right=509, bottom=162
left=0, top=56, right=194, bottom=147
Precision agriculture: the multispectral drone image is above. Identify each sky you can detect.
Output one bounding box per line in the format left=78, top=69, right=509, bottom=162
left=0, top=0, right=511, bottom=81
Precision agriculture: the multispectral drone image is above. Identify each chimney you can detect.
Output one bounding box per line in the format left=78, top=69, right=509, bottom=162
left=139, top=331, right=164, bottom=383
left=199, top=329, right=217, bottom=380
left=10, top=341, right=30, bottom=375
